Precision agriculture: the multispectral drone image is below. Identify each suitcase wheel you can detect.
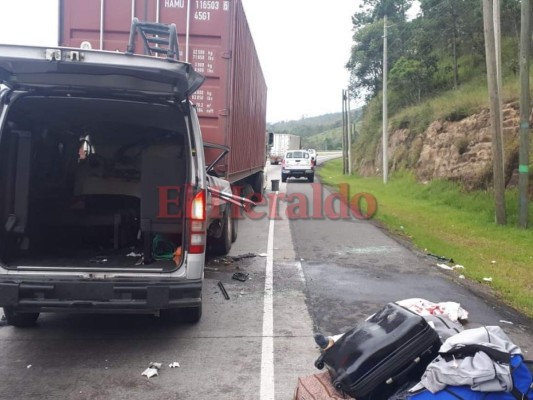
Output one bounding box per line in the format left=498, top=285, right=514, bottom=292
left=314, top=359, right=325, bottom=370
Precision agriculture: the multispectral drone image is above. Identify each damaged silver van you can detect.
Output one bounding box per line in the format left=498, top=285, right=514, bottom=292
left=0, top=44, right=213, bottom=326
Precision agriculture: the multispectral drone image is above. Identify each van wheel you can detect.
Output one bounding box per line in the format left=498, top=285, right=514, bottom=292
left=209, top=208, right=232, bottom=256
left=308, top=174, right=314, bottom=183
left=281, top=174, right=288, bottom=183
left=3, top=307, right=39, bottom=327
left=181, top=304, right=202, bottom=323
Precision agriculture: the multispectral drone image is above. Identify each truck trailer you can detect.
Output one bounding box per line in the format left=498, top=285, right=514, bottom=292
left=269, top=133, right=301, bottom=165
left=60, top=0, right=267, bottom=194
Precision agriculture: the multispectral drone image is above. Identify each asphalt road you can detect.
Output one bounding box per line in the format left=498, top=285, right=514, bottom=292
left=0, top=151, right=530, bottom=400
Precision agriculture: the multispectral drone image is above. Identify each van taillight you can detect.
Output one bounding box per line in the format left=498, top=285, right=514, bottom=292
left=188, top=190, right=206, bottom=254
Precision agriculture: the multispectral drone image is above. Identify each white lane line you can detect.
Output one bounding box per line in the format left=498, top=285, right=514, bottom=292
left=260, top=192, right=276, bottom=400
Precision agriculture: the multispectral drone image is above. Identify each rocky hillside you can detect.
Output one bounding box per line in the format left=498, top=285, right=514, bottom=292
left=358, top=101, right=530, bottom=191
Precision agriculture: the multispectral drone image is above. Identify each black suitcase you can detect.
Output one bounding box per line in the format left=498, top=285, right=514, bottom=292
left=315, top=303, right=441, bottom=400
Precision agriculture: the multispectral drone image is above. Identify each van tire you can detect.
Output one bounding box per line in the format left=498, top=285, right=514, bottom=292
left=308, top=174, right=314, bottom=183
left=181, top=304, right=202, bottom=323
left=209, top=208, right=232, bottom=256
left=3, top=307, right=39, bottom=327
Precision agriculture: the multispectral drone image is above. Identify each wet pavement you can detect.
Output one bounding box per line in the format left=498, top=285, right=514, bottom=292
left=0, top=153, right=530, bottom=399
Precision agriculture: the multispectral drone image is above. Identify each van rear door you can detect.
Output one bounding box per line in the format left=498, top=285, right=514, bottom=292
left=0, top=44, right=204, bottom=100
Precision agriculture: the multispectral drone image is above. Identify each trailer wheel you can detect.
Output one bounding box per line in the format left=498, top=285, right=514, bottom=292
left=231, top=216, right=238, bottom=243
left=3, top=307, right=39, bottom=327
left=209, top=207, right=232, bottom=256
left=251, top=171, right=264, bottom=202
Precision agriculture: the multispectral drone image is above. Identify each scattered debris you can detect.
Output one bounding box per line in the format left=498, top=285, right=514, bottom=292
left=427, top=253, right=454, bottom=264
left=218, top=281, right=230, bottom=300
left=141, top=362, right=162, bottom=378
left=257, top=253, right=267, bottom=257
left=90, top=256, right=108, bottom=264
left=483, top=277, right=493, bottom=282
left=437, top=263, right=454, bottom=271
left=27, top=365, right=32, bottom=369
left=458, top=275, right=466, bottom=279
left=134, top=257, right=144, bottom=266
left=396, top=298, right=469, bottom=322
left=169, top=362, right=180, bottom=368
left=232, top=272, right=249, bottom=282
left=453, top=264, right=465, bottom=270
left=231, top=253, right=256, bottom=261
left=126, top=251, right=142, bottom=257
left=491, top=260, right=496, bottom=264
left=204, top=267, right=219, bottom=272
left=213, top=256, right=234, bottom=265
left=499, top=320, right=514, bottom=325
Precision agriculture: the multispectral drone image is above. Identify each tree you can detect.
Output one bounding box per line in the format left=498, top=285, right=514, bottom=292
left=347, top=0, right=413, bottom=99
left=389, top=56, right=437, bottom=105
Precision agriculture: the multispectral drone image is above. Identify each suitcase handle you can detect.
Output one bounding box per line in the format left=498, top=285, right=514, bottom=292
left=385, top=356, right=421, bottom=385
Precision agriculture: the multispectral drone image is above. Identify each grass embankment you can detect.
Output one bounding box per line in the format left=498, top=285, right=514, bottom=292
left=319, top=159, right=533, bottom=318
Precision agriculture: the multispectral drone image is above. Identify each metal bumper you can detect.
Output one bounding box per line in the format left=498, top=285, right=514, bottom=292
left=0, top=278, right=202, bottom=313
left=282, top=168, right=314, bottom=176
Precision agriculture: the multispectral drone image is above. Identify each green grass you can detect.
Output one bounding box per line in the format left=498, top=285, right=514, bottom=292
left=319, top=159, right=533, bottom=317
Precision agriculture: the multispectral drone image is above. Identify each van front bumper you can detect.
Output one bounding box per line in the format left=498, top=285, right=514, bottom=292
left=0, top=277, right=202, bottom=313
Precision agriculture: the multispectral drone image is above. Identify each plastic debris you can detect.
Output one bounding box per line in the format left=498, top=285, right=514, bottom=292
left=141, top=367, right=158, bottom=378
left=437, top=263, right=454, bottom=271
left=396, top=298, right=469, bottom=322
left=483, top=277, right=493, bottom=282
left=453, top=264, right=465, bottom=269
left=232, top=272, right=249, bottom=282
left=231, top=253, right=256, bottom=261
left=204, top=267, right=219, bottom=272
left=499, top=320, right=514, bottom=325
left=427, top=253, right=454, bottom=263
left=169, top=362, right=180, bottom=368
left=491, top=260, right=496, bottom=264
left=90, top=256, right=108, bottom=264
left=458, top=275, right=466, bottom=279
left=126, top=252, right=142, bottom=257
left=142, top=362, right=162, bottom=378
left=218, top=281, right=230, bottom=300
left=257, top=253, right=268, bottom=257
left=27, top=365, right=32, bottom=369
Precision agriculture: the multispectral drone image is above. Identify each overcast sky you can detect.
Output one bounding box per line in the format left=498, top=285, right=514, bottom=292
left=0, top=0, right=360, bottom=123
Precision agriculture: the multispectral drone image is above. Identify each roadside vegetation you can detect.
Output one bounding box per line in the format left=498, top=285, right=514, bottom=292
left=318, top=159, right=533, bottom=318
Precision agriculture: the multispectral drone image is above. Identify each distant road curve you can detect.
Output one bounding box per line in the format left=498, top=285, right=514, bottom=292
left=316, top=151, right=342, bottom=166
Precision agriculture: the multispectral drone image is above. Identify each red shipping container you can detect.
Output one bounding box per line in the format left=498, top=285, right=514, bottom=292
left=60, top=0, right=267, bottom=185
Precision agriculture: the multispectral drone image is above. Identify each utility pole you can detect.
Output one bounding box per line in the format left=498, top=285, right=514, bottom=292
left=342, top=90, right=347, bottom=174
left=518, top=0, right=530, bottom=228
left=493, top=0, right=505, bottom=176
left=382, top=15, right=388, bottom=184
left=482, top=0, right=506, bottom=224
left=347, top=90, right=352, bottom=175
